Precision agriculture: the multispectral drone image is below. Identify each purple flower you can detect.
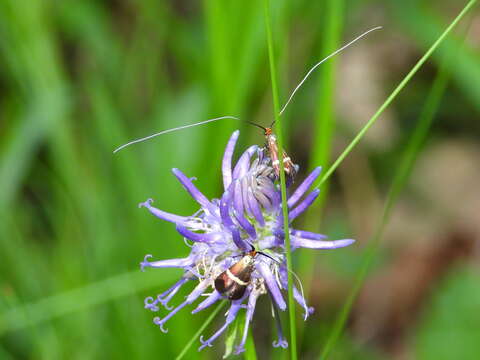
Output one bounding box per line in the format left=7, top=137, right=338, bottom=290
left=140, top=130, right=354, bottom=353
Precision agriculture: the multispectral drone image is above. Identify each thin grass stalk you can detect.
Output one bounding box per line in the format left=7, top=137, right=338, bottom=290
left=315, top=0, right=477, bottom=189
left=175, top=301, right=227, bottom=360
left=262, top=0, right=297, bottom=358
left=0, top=270, right=177, bottom=335
left=318, top=3, right=476, bottom=357
left=300, top=0, right=345, bottom=336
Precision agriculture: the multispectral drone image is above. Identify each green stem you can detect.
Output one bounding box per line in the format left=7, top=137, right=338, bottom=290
left=318, top=2, right=476, bottom=358
left=262, top=0, right=297, bottom=359
left=175, top=300, right=226, bottom=360
left=315, top=0, right=477, bottom=188
left=301, top=0, right=345, bottom=310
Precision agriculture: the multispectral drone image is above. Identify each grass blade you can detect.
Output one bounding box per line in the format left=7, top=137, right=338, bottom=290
left=0, top=270, right=177, bottom=335
left=315, top=0, right=477, bottom=188
left=263, top=0, right=297, bottom=358
left=175, top=301, right=226, bottom=360
left=318, top=2, right=476, bottom=357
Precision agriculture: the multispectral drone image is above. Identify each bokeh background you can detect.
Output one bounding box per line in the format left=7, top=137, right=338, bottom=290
left=1, top=0, right=479, bottom=359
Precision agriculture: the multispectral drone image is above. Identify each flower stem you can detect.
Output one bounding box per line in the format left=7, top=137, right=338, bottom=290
left=262, top=0, right=297, bottom=359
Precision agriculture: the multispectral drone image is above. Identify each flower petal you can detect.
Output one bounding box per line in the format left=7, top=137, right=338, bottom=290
left=140, top=254, right=192, bottom=271
left=247, top=188, right=265, bottom=226
left=290, top=229, right=327, bottom=240
left=256, top=260, right=286, bottom=310
left=176, top=225, right=224, bottom=243
left=154, top=279, right=210, bottom=333
left=235, top=290, right=260, bottom=354
left=287, top=166, right=321, bottom=208
left=139, top=198, right=191, bottom=225
left=288, top=189, right=320, bottom=222
left=292, top=237, right=355, bottom=249
left=192, top=290, right=222, bottom=314
left=220, top=190, right=249, bottom=251
left=233, top=180, right=257, bottom=239
left=232, top=145, right=258, bottom=180
left=279, top=266, right=313, bottom=320
left=222, top=130, right=240, bottom=190
left=199, top=297, right=245, bottom=351
left=172, top=168, right=217, bottom=216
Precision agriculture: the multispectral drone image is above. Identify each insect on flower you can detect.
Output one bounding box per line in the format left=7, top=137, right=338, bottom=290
left=138, top=130, right=356, bottom=354
left=243, top=120, right=298, bottom=182
left=117, top=26, right=382, bottom=354
left=214, top=248, right=258, bottom=301
left=214, top=245, right=281, bottom=300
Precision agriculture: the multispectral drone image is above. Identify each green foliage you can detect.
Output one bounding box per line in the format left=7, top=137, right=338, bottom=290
left=0, top=0, right=478, bottom=359
left=414, top=266, right=480, bottom=360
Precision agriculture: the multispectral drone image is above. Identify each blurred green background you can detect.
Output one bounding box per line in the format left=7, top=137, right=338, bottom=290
left=1, top=0, right=479, bottom=359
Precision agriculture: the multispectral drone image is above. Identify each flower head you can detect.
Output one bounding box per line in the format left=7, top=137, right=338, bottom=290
left=140, top=130, right=354, bottom=353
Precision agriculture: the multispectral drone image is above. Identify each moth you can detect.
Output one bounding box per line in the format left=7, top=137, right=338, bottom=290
left=214, top=249, right=258, bottom=300
left=246, top=121, right=298, bottom=182
left=214, top=246, right=279, bottom=300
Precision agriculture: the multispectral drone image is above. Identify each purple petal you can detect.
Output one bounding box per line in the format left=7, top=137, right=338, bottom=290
left=158, top=281, right=189, bottom=311
left=279, top=267, right=313, bottom=320
left=172, top=168, right=217, bottom=216
left=256, top=180, right=279, bottom=209
left=233, top=180, right=245, bottom=215
left=291, top=229, right=327, bottom=240
left=176, top=225, right=224, bottom=243
left=232, top=145, right=258, bottom=180
left=235, top=290, right=260, bottom=355
left=271, top=296, right=288, bottom=349
left=288, top=189, right=320, bottom=222
left=256, top=261, right=286, bottom=310
left=253, top=186, right=272, bottom=209
left=241, top=177, right=254, bottom=216
left=220, top=190, right=249, bottom=251
left=144, top=277, right=191, bottom=311
left=199, top=298, right=245, bottom=351
left=233, top=181, right=257, bottom=239
left=222, top=130, right=240, bottom=190
left=140, top=254, right=192, bottom=271
left=192, top=291, right=222, bottom=314
left=292, top=237, right=355, bottom=249
left=247, top=188, right=265, bottom=226
left=258, top=235, right=280, bottom=249
left=287, top=167, right=322, bottom=208
left=138, top=198, right=191, bottom=225
left=153, top=279, right=210, bottom=333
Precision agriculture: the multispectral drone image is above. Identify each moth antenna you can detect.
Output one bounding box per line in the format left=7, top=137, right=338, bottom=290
left=113, top=115, right=240, bottom=153
left=257, top=251, right=278, bottom=262
left=279, top=26, right=382, bottom=116
left=244, top=121, right=267, bottom=132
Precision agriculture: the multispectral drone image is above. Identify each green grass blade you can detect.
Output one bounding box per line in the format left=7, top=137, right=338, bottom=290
left=315, top=0, right=477, bottom=189
left=300, top=0, right=345, bottom=308
left=318, top=2, right=476, bottom=357
left=175, top=300, right=226, bottom=360
left=0, top=270, right=177, bottom=335
left=263, top=0, right=297, bottom=358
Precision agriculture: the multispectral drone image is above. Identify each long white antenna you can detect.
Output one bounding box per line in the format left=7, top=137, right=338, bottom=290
left=279, top=26, right=382, bottom=116
left=113, top=116, right=240, bottom=153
